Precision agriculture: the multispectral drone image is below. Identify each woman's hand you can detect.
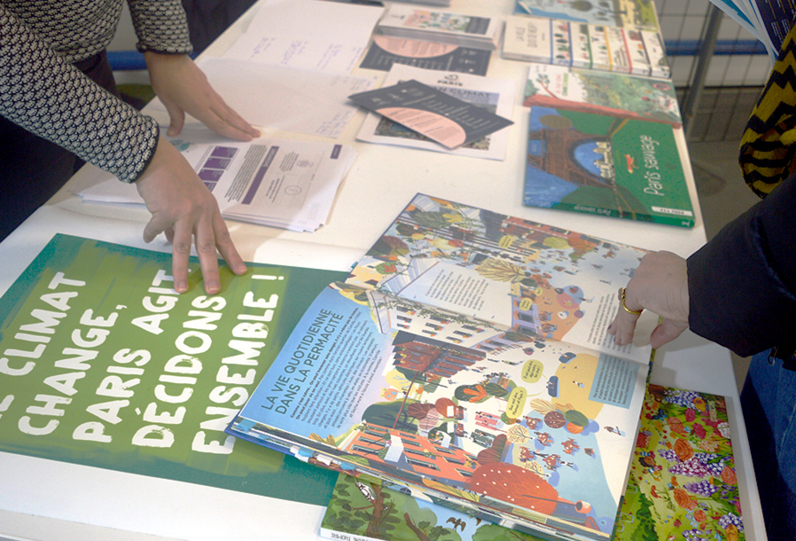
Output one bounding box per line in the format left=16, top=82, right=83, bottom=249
left=144, top=52, right=260, bottom=140
left=608, top=251, right=690, bottom=348
left=135, top=138, right=247, bottom=294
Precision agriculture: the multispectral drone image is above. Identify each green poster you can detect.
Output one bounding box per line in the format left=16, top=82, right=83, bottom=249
left=0, top=234, right=347, bottom=505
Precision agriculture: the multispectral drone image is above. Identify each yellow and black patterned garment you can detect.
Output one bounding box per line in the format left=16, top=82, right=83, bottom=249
left=740, top=19, right=796, bottom=198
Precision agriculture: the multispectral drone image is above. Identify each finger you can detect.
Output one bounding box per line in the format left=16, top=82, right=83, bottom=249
left=161, top=98, right=186, bottom=137
left=170, top=220, right=194, bottom=294
left=212, top=213, right=247, bottom=276
left=214, top=100, right=260, bottom=139
left=200, top=106, right=258, bottom=142
left=194, top=228, right=222, bottom=296
left=609, top=287, right=642, bottom=346
left=142, top=214, right=170, bottom=244
left=650, top=319, right=690, bottom=349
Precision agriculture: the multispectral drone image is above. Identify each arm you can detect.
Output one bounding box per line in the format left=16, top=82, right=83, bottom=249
left=609, top=175, right=796, bottom=357
left=1, top=3, right=247, bottom=293
left=127, top=0, right=259, bottom=140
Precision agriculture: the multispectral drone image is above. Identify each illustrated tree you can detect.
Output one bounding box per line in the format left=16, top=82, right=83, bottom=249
left=324, top=475, right=463, bottom=541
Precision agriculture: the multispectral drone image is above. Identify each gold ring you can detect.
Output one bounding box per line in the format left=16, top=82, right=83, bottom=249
left=620, top=288, right=643, bottom=315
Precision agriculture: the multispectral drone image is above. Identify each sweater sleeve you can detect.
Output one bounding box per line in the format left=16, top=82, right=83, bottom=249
left=0, top=4, right=159, bottom=183
left=687, top=174, right=796, bottom=357
left=127, top=0, right=193, bottom=54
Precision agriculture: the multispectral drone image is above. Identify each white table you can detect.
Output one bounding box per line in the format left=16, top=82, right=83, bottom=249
left=0, top=1, right=766, bottom=540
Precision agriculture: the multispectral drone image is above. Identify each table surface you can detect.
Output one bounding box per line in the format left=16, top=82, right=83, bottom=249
left=0, top=1, right=766, bottom=540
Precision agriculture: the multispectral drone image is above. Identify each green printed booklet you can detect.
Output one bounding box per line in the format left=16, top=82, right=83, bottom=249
left=523, top=107, right=695, bottom=227
left=318, top=385, right=744, bottom=541
left=0, top=234, right=347, bottom=505
left=228, top=194, right=656, bottom=541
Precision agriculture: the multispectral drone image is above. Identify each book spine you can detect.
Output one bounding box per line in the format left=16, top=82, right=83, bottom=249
left=626, top=30, right=652, bottom=76
left=571, top=23, right=592, bottom=69
left=608, top=27, right=632, bottom=74
left=587, top=25, right=611, bottom=72
left=551, top=19, right=572, bottom=66
left=642, top=31, right=671, bottom=79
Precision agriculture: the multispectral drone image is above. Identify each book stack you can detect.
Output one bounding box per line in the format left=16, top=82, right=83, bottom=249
left=319, top=384, right=745, bottom=541
left=228, top=193, right=658, bottom=541
left=502, top=16, right=670, bottom=79
left=376, top=6, right=503, bottom=50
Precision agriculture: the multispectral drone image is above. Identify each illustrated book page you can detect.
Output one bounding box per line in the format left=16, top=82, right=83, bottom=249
left=523, top=63, right=682, bottom=127
left=227, top=194, right=659, bottom=541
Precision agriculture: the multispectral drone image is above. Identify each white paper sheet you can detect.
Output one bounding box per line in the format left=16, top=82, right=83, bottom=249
left=151, top=58, right=377, bottom=138
left=77, top=128, right=357, bottom=232
left=222, top=0, right=385, bottom=73
left=356, top=64, right=516, bottom=160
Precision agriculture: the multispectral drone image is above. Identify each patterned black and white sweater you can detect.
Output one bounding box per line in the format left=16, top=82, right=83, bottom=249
left=0, top=0, right=193, bottom=182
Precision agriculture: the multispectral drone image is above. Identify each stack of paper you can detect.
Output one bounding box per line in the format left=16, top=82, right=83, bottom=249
left=707, top=0, right=790, bottom=61
left=78, top=128, right=357, bottom=233
left=376, top=6, right=503, bottom=50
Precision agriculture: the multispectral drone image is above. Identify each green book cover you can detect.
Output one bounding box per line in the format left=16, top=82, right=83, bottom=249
left=0, top=234, right=347, bottom=505
left=523, top=107, right=695, bottom=228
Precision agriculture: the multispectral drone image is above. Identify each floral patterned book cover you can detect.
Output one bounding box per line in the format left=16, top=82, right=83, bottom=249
left=614, top=384, right=744, bottom=540
left=319, top=384, right=744, bottom=541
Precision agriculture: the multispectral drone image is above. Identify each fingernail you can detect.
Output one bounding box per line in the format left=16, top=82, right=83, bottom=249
left=176, top=280, right=188, bottom=293
left=206, top=281, right=220, bottom=294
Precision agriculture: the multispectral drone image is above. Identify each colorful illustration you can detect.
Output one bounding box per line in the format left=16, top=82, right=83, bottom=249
left=523, top=108, right=695, bottom=227
left=346, top=194, right=651, bottom=360
left=228, top=195, right=658, bottom=541
left=524, top=64, right=681, bottom=127
left=514, top=0, right=660, bottom=31
left=616, top=384, right=744, bottom=540
left=320, top=384, right=743, bottom=541
left=0, top=234, right=348, bottom=505
left=321, top=473, right=550, bottom=541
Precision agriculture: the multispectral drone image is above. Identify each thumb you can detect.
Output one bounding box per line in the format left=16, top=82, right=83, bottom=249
left=162, top=99, right=186, bottom=136
left=650, top=318, right=689, bottom=349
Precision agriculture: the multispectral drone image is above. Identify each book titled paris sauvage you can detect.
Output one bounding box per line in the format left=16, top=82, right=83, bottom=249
left=522, top=106, right=695, bottom=228
left=227, top=193, right=659, bottom=541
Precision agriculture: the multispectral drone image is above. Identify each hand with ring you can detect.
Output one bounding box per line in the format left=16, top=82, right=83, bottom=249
left=607, top=251, right=690, bottom=348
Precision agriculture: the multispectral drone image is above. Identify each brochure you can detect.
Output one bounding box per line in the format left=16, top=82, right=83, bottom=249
left=228, top=194, right=657, bottom=541
left=359, top=35, right=492, bottom=76
left=356, top=64, right=516, bottom=161
left=376, top=6, right=503, bottom=50
left=78, top=127, right=357, bottom=232
left=349, top=80, right=514, bottom=150
left=522, top=107, right=695, bottom=227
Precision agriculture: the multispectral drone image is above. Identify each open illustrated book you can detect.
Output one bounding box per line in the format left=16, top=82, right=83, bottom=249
left=318, top=384, right=745, bottom=541
left=226, top=194, right=657, bottom=541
